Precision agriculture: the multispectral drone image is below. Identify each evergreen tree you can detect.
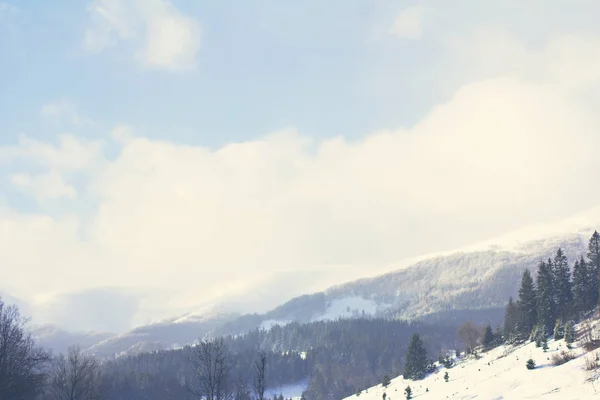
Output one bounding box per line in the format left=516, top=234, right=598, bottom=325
left=482, top=325, right=494, bottom=350
left=444, top=372, right=449, bottom=382
left=404, top=386, right=412, bottom=400
left=572, top=258, right=588, bottom=315
left=404, top=334, right=428, bottom=380
left=382, top=375, right=391, bottom=388
left=564, top=321, right=575, bottom=348
left=588, top=231, right=600, bottom=306
left=517, top=269, right=537, bottom=337
left=553, top=248, right=572, bottom=320
left=503, top=297, right=519, bottom=342
left=536, top=260, right=556, bottom=333
left=553, top=319, right=564, bottom=340
left=526, top=359, right=535, bottom=370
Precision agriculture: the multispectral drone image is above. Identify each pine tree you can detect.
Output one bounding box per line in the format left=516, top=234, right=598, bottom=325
left=404, top=334, right=428, bottom=380
left=404, top=386, right=412, bottom=400
left=553, top=319, right=564, bottom=340
left=572, top=257, right=588, bottom=315
left=444, top=372, right=449, bottom=382
left=482, top=325, right=494, bottom=350
left=503, top=297, right=519, bottom=342
left=382, top=375, right=391, bottom=388
left=517, top=269, right=537, bottom=337
left=564, top=321, right=575, bottom=348
left=526, top=359, right=536, bottom=370
left=588, top=231, right=600, bottom=306
left=542, top=335, right=549, bottom=352
left=553, top=248, right=573, bottom=320
left=536, top=260, right=556, bottom=333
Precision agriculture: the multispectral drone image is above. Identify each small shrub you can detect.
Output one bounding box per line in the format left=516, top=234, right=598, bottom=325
left=526, top=359, right=536, bottom=370
left=551, top=350, right=577, bottom=366
left=404, top=386, right=412, bottom=400
left=444, top=371, right=449, bottom=382
left=584, top=354, right=600, bottom=371
left=382, top=375, right=391, bottom=388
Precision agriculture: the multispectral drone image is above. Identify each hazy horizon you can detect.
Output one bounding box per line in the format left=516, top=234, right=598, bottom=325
left=2, top=0, right=600, bottom=332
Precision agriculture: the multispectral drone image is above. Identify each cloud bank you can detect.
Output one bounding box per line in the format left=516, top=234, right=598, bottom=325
left=4, top=13, right=600, bottom=332
left=84, top=0, right=201, bottom=71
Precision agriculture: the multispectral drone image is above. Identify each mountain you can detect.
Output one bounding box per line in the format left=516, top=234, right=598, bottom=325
left=342, top=324, right=598, bottom=399
left=35, top=206, right=600, bottom=357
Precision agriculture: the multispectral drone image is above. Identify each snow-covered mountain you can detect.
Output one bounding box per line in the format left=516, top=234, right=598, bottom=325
left=343, top=325, right=600, bottom=399
left=35, top=207, right=600, bottom=357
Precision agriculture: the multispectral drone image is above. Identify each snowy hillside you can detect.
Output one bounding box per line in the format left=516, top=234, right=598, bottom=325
left=345, top=333, right=600, bottom=399
left=32, top=207, right=600, bottom=357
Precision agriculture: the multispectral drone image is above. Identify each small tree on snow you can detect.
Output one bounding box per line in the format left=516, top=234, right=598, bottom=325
left=382, top=375, right=391, bottom=388
left=482, top=325, right=495, bottom=350
left=554, top=319, right=564, bottom=340
left=404, top=386, right=412, bottom=400
left=543, top=335, right=549, bottom=352
left=565, top=321, right=576, bottom=348
left=444, top=371, right=449, bottom=382
left=526, top=359, right=536, bottom=370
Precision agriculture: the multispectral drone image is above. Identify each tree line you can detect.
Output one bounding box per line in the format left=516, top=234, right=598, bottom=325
left=504, top=231, right=600, bottom=342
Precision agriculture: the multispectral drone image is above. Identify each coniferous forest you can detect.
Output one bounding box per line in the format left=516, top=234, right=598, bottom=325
left=2, top=231, right=600, bottom=400
left=503, top=231, right=600, bottom=343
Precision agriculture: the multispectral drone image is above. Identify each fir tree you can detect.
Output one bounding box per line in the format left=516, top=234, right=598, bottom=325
left=404, top=386, right=412, bottom=400
left=503, top=297, right=519, bottom=342
left=444, top=372, right=449, bottom=382
left=536, top=260, right=556, bottom=333
left=526, top=359, right=536, bottom=370
left=564, top=321, right=575, bottom=348
left=382, top=375, right=391, bottom=388
left=553, top=319, right=564, bottom=340
left=482, top=325, right=494, bottom=350
left=588, top=231, right=600, bottom=306
left=404, top=334, right=428, bottom=380
left=553, top=248, right=572, bottom=320
left=572, top=257, right=588, bottom=315
left=517, top=269, right=537, bottom=337
left=542, top=335, right=549, bottom=352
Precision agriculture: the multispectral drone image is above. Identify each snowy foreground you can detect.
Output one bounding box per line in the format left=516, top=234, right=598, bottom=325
left=345, top=339, right=600, bottom=400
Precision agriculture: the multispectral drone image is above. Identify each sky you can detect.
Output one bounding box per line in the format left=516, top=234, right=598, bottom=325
left=1, top=0, right=600, bottom=333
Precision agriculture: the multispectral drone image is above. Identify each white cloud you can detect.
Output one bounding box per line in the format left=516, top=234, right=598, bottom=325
left=84, top=0, right=201, bottom=71
left=389, top=4, right=432, bottom=40
left=0, top=134, right=105, bottom=171
left=4, top=27, right=600, bottom=332
left=11, top=170, right=77, bottom=202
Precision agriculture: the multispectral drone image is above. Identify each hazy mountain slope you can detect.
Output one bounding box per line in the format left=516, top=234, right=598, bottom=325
left=35, top=207, right=600, bottom=357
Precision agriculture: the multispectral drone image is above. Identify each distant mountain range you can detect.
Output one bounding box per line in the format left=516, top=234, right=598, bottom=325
left=31, top=206, right=600, bottom=357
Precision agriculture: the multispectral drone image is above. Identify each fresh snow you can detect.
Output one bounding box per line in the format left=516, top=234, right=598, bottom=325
left=311, top=296, right=379, bottom=322
left=345, top=337, right=600, bottom=400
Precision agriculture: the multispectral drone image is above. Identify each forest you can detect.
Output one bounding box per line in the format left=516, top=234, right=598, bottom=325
left=1, top=231, right=599, bottom=400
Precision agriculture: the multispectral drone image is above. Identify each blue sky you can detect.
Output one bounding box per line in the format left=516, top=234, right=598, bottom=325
left=2, top=0, right=600, bottom=332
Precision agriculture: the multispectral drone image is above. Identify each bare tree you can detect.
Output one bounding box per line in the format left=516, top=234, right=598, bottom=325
left=253, top=352, right=267, bottom=400
left=457, top=322, right=480, bottom=355
left=0, top=298, right=50, bottom=400
left=188, top=337, right=231, bottom=400
left=47, top=346, right=102, bottom=400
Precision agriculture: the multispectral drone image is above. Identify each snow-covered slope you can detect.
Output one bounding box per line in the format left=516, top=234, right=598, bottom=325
left=345, top=335, right=600, bottom=400
left=34, top=207, right=600, bottom=357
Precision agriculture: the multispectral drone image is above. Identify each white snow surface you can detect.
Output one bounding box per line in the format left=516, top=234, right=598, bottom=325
left=345, top=337, right=600, bottom=400
left=312, top=296, right=379, bottom=322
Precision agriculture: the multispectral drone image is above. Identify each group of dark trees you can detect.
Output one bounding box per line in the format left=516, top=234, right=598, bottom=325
left=0, top=298, right=458, bottom=400
left=0, top=299, right=104, bottom=399
left=504, top=231, right=600, bottom=342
